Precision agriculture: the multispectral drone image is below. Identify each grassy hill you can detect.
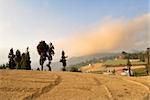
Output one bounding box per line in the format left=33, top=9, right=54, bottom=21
left=104, top=59, right=146, bottom=67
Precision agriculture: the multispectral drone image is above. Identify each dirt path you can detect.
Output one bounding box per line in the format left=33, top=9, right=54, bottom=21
left=36, top=73, right=149, bottom=100
left=123, top=76, right=150, bottom=100
left=0, top=70, right=149, bottom=100
left=123, top=78, right=150, bottom=100
left=23, top=75, right=62, bottom=100
left=36, top=73, right=111, bottom=100
left=103, top=85, right=113, bottom=100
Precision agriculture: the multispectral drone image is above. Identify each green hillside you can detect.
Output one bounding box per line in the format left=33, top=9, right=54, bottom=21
left=104, top=59, right=146, bottom=66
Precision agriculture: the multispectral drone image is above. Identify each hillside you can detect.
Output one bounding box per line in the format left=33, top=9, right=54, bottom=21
left=50, top=52, right=118, bottom=71
left=0, top=70, right=149, bottom=100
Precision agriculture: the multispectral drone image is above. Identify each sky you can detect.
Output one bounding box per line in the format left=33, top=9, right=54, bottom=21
left=0, top=0, right=149, bottom=67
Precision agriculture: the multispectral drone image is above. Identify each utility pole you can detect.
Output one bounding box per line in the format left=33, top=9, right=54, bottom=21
left=146, top=48, right=150, bottom=75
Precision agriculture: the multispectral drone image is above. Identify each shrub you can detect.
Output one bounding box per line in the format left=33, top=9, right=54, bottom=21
left=70, top=67, right=80, bottom=72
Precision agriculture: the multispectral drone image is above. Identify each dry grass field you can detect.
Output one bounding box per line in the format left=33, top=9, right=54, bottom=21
left=0, top=70, right=149, bottom=100
left=80, top=63, right=104, bottom=72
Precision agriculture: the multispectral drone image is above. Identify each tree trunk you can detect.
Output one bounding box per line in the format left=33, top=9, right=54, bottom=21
left=48, top=66, right=51, bottom=71
left=41, top=65, right=43, bottom=71
left=47, top=61, right=51, bottom=71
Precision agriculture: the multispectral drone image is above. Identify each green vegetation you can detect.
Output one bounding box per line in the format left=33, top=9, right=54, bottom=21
left=66, top=66, right=81, bottom=72
left=122, top=51, right=146, bottom=61
left=104, top=59, right=126, bottom=66
left=132, top=68, right=147, bottom=76
left=69, top=66, right=80, bottom=72
left=104, top=59, right=146, bottom=66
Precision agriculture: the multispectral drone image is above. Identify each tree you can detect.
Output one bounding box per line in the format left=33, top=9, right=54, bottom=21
left=37, top=41, right=54, bottom=71
left=25, top=47, right=31, bottom=70
left=37, top=67, right=40, bottom=71
left=20, top=53, right=26, bottom=69
left=60, top=51, right=67, bottom=71
left=70, top=66, right=79, bottom=72
left=122, top=51, right=128, bottom=59
left=127, top=54, right=132, bottom=76
left=14, top=50, right=22, bottom=69
left=122, top=51, right=132, bottom=76
left=0, top=64, right=6, bottom=69
left=47, top=43, right=55, bottom=71
left=8, top=48, right=16, bottom=69
left=37, top=41, right=48, bottom=71
left=139, top=52, right=145, bottom=62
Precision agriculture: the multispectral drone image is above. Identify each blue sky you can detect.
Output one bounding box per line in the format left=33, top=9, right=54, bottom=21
left=0, top=0, right=149, bottom=66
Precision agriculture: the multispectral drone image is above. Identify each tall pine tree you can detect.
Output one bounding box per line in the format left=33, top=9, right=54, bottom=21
left=26, top=47, right=31, bottom=70
left=60, top=51, right=67, bottom=71
left=8, top=48, right=16, bottom=69
left=14, top=50, right=22, bottom=69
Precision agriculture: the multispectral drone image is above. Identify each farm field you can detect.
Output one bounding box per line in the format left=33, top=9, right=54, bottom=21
left=79, top=62, right=146, bottom=75
left=0, top=70, right=149, bottom=100
left=104, top=59, right=146, bottom=66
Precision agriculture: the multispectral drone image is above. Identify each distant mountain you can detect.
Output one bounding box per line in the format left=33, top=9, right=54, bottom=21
left=67, top=53, right=119, bottom=65
left=51, top=52, right=119, bottom=70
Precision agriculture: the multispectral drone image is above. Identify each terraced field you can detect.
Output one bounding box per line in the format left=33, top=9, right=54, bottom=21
left=0, top=70, right=149, bottom=100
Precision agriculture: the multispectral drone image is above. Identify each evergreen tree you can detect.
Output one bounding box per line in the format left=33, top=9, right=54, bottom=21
left=26, top=47, right=31, bottom=70
left=20, top=53, right=26, bottom=69
left=14, top=50, right=22, bottom=69
left=8, top=48, right=16, bottom=69
left=60, top=51, right=67, bottom=71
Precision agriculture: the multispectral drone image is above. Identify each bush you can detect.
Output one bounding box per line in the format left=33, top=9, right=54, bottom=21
left=62, top=67, right=66, bottom=71
left=69, top=67, right=80, bottom=72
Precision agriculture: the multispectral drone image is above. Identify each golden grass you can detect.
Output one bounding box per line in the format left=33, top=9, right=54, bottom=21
left=0, top=70, right=149, bottom=100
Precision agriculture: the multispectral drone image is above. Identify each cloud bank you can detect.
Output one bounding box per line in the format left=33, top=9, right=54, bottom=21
left=57, top=13, right=149, bottom=57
